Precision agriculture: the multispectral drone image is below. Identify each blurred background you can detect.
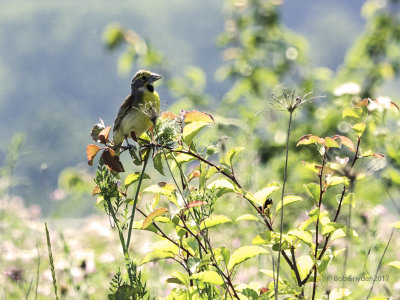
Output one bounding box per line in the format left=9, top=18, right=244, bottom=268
left=0, top=0, right=373, bottom=216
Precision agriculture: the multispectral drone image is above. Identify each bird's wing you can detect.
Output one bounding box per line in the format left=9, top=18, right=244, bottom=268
left=113, top=94, right=134, bottom=132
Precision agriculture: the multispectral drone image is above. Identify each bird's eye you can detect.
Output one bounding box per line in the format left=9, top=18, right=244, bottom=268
left=141, top=76, right=148, bottom=81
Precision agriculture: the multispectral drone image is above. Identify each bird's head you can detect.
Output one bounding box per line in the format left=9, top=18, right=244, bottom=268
left=131, top=70, right=161, bottom=93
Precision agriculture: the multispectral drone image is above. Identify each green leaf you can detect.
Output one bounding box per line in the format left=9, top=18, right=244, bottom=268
left=321, top=222, right=345, bottom=236
left=275, top=195, right=302, bottom=213
left=253, top=185, right=280, bottom=206
left=390, top=221, right=400, bottom=229
left=325, top=175, right=350, bottom=187
left=140, top=250, right=174, bottom=265
left=166, top=271, right=190, bottom=286
left=183, top=110, right=214, bottom=124
left=190, top=271, right=224, bottom=286
left=124, top=172, right=150, bottom=189
left=287, top=229, right=313, bottom=246
left=143, top=182, right=175, bottom=196
left=296, top=134, right=322, bottom=146
left=324, top=137, right=340, bottom=148
left=252, top=231, right=274, bottom=245
left=236, top=214, right=259, bottom=222
left=342, top=107, right=361, bottom=119
left=328, top=288, right=351, bottom=300
left=298, top=217, right=315, bottom=230
left=220, top=147, right=245, bottom=167
left=259, top=269, right=284, bottom=284
left=153, top=152, right=165, bottom=176
left=170, top=153, right=197, bottom=170
left=150, top=239, right=180, bottom=254
left=318, top=249, right=334, bottom=275
left=200, top=215, right=232, bottom=230
left=142, top=208, right=169, bottom=229
left=301, top=161, right=321, bottom=174
left=341, top=193, right=355, bottom=207
left=352, top=122, right=366, bottom=136
left=227, top=246, right=268, bottom=271
left=332, top=135, right=356, bottom=152
left=183, top=121, right=209, bottom=145
left=132, top=220, right=157, bottom=233
left=388, top=261, right=400, bottom=269
left=296, top=255, right=314, bottom=281
left=207, top=179, right=235, bottom=196
left=331, top=227, right=358, bottom=241
left=221, top=247, right=230, bottom=266
left=304, top=183, right=320, bottom=202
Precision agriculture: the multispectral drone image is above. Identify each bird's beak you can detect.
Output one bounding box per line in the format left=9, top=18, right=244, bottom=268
left=148, top=73, right=162, bottom=83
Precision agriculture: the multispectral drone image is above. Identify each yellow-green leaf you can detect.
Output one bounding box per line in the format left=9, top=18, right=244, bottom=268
left=297, top=255, right=314, bottom=281
left=322, top=222, right=345, bottom=236
left=143, top=182, right=176, bottom=196
left=184, top=110, right=214, bottom=124
left=341, top=193, right=355, bottom=207
left=166, top=271, right=190, bottom=286
left=220, top=147, right=245, bottom=167
left=228, top=246, right=268, bottom=271
left=342, top=107, right=361, bottom=119
left=190, top=271, right=224, bottom=286
left=388, top=261, right=400, bottom=270
left=352, top=122, right=366, bottom=136
left=275, top=195, right=302, bottom=213
left=207, top=179, right=235, bottom=196
left=325, top=175, right=350, bottom=187
left=297, top=134, right=323, bottom=146
left=254, top=185, right=280, bottom=206
left=200, top=215, right=232, bottom=230
left=287, top=229, right=313, bottom=246
left=324, top=137, right=340, bottom=148
left=183, top=121, right=210, bottom=145
left=170, top=153, right=197, bottom=170
left=390, top=221, right=400, bottom=229
left=140, top=250, right=174, bottom=265
left=142, top=208, right=169, bottom=229
left=331, top=227, right=358, bottom=241
left=259, top=269, right=284, bottom=284
left=304, top=183, right=320, bottom=201
left=236, top=214, right=259, bottom=222
left=328, top=288, right=351, bottom=300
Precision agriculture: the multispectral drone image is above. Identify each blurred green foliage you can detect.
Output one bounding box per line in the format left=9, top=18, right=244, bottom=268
left=1, top=0, right=400, bottom=298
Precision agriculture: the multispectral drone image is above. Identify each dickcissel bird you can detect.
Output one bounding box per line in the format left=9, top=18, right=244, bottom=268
left=113, top=70, right=161, bottom=148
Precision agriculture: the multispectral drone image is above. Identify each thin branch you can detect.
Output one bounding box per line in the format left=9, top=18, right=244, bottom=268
left=366, top=228, right=394, bottom=299
left=276, top=111, right=293, bottom=299
left=126, top=149, right=151, bottom=249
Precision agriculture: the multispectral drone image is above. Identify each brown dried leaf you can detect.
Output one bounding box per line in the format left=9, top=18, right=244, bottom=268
left=184, top=110, right=214, bottom=124
left=390, top=101, right=399, bottom=111
left=160, top=111, right=178, bottom=120
left=373, top=153, right=386, bottom=159
left=142, top=207, right=169, bottom=229
left=332, top=135, right=356, bottom=152
left=354, top=98, right=370, bottom=107
left=102, top=148, right=125, bottom=172
left=296, top=134, right=322, bottom=146
left=86, top=144, right=102, bottom=166
left=186, top=201, right=207, bottom=209
left=99, top=126, right=111, bottom=144
left=92, top=185, right=101, bottom=196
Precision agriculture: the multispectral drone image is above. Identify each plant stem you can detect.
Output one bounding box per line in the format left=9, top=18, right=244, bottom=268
left=311, top=149, right=327, bottom=300
left=44, top=223, right=59, bottom=300
left=275, top=111, right=293, bottom=299
left=126, top=149, right=150, bottom=249
left=366, top=228, right=394, bottom=299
